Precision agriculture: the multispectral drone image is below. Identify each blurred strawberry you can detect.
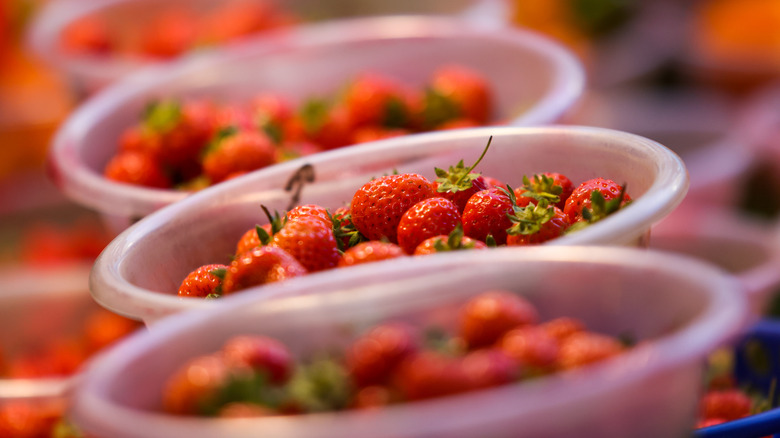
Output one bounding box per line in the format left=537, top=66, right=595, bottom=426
left=139, top=7, right=198, bottom=58
left=104, top=151, right=171, bottom=188
left=221, top=245, right=307, bottom=295
left=177, top=263, right=228, bottom=298
left=202, top=128, right=277, bottom=183
left=337, top=241, right=406, bottom=267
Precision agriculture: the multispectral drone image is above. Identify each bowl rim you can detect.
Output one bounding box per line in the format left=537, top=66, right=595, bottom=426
left=45, top=14, right=585, bottom=220
left=87, top=125, right=689, bottom=323
left=73, top=245, right=747, bottom=437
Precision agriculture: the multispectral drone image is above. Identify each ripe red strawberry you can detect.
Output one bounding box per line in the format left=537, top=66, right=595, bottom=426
left=177, top=263, right=228, bottom=298
left=346, top=322, right=420, bottom=387
left=539, top=317, right=585, bottom=343
left=342, top=72, right=417, bottom=129
left=337, top=241, right=406, bottom=267
left=218, top=402, right=276, bottom=418
left=396, top=197, right=461, bottom=254
left=459, top=290, right=539, bottom=349
left=513, top=172, right=573, bottom=209
left=506, top=202, right=570, bottom=246
left=433, top=136, right=492, bottom=213
left=461, top=187, right=514, bottom=245
left=699, top=389, right=753, bottom=422
left=235, top=224, right=272, bottom=255
left=392, top=351, right=472, bottom=401
left=104, top=151, right=171, bottom=188
left=461, top=348, right=519, bottom=390
left=298, top=100, right=355, bottom=150
left=202, top=129, right=278, bottom=183
left=498, top=326, right=560, bottom=372
left=351, top=385, right=397, bottom=409
left=271, top=215, right=340, bottom=272
left=200, top=0, right=277, bottom=45
left=413, top=225, right=488, bottom=255
left=285, top=204, right=332, bottom=228
left=251, top=93, right=296, bottom=144
left=221, top=246, right=307, bottom=295
left=350, top=173, right=435, bottom=243
left=139, top=7, right=197, bottom=59
left=118, top=125, right=162, bottom=158
left=556, top=332, right=624, bottom=370
left=221, top=335, right=293, bottom=384
left=425, top=65, right=492, bottom=127
left=163, top=354, right=231, bottom=415
left=351, top=126, right=410, bottom=144
left=61, top=15, right=113, bottom=55
left=564, top=177, right=631, bottom=224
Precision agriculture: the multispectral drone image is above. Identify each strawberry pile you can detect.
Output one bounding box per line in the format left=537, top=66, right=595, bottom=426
left=161, top=289, right=628, bottom=416
left=176, top=138, right=631, bottom=299
left=61, top=1, right=297, bottom=59
left=103, top=65, right=494, bottom=190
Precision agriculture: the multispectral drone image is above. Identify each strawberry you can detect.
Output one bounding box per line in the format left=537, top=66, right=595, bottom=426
left=433, top=136, right=492, bottom=213
left=298, top=99, right=355, bottom=150
left=392, top=351, right=472, bottom=401
left=424, top=65, right=492, bottom=127
left=177, top=263, right=228, bottom=298
left=413, top=225, right=488, bottom=255
left=396, top=197, right=461, bottom=254
left=699, top=389, right=753, bottom=422
left=271, top=215, right=340, bottom=272
left=221, top=335, right=293, bottom=384
left=513, top=172, right=573, bottom=209
left=235, top=224, right=272, bottom=255
left=285, top=204, right=332, bottom=228
left=461, top=348, right=520, bottom=390
left=346, top=322, right=420, bottom=387
left=162, top=354, right=232, bottom=415
left=139, top=7, right=198, bottom=59
left=251, top=93, right=296, bottom=144
left=350, top=173, right=435, bottom=243
left=351, top=126, right=410, bottom=144
left=498, top=326, right=560, bottom=372
left=556, top=332, right=623, bottom=370
left=83, top=310, right=141, bottom=353
left=351, top=386, right=397, bottom=409
left=221, top=246, right=307, bottom=295
left=331, top=206, right=366, bottom=251
left=461, top=186, right=514, bottom=245
left=202, top=128, right=277, bottom=183
left=506, top=201, right=570, bottom=246
left=200, top=1, right=277, bottom=45
left=563, top=177, right=631, bottom=224
left=459, top=290, right=539, bottom=349
left=342, top=72, right=416, bottom=129
left=104, top=151, right=171, bottom=188
left=61, top=15, right=112, bottom=55
left=539, top=317, right=585, bottom=343
left=435, top=118, right=481, bottom=130
left=117, top=125, right=163, bottom=159
left=337, top=241, right=406, bottom=267
left=218, top=402, right=276, bottom=418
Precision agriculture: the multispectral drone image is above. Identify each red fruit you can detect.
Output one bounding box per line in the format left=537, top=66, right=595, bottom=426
left=461, top=348, right=520, bottom=390
left=413, top=233, right=488, bottom=255
left=350, top=173, right=435, bottom=243
left=235, top=224, right=272, bottom=255
left=436, top=118, right=481, bottom=130
left=506, top=203, right=570, bottom=246
left=352, top=386, right=396, bottom=409
left=0, top=401, right=64, bottom=438
left=459, top=290, right=539, bottom=349
left=396, top=197, right=461, bottom=254
left=498, top=326, right=560, bottom=371
left=142, top=99, right=215, bottom=174
left=271, top=216, right=340, bottom=272
left=298, top=101, right=355, bottom=150
left=200, top=1, right=278, bottom=45
left=177, top=263, right=228, bottom=298
left=346, top=322, right=419, bottom=387
left=556, top=332, right=624, bottom=370
left=393, top=351, right=472, bottom=401
left=434, top=173, right=489, bottom=214
left=162, top=354, right=231, bottom=415
left=202, top=130, right=277, bottom=183
left=351, top=126, right=409, bottom=144
left=433, top=137, right=493, bottom=213
left=337, top=241, right=406, bottom=267
left=139, top=8, right=197, bottom=58
left=461, top=187, right=514, bottom=245
left=221, top=335, right=293, bottom=384
left=218, top=402, right=276, bottom=418
left=513, top=172, right=573, bottom=210
left=104, top=151, right=171, bottom=188
left=539, top=317, right=585, bottom=343
left=342, top=72, right=416, bottom=128
left=118, top=125, right=162, bottom=158
left=61, top=15, right=112, bottom=55
left=285, top=204, right=333, bottom=228
left=563, top=177, right=631, bottom=223
left=428, top=65, right=492, bottom=125
left=699, top=389, right=752, bottom=422
left=83, top=309, right=141, bottom=353
left=221, top=246, right=307, bottom=295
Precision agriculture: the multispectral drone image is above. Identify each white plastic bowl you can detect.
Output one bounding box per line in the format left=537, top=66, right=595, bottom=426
left=27, top=0, right=509, bottom=94
left=72, top=246, right=747, bottom=438
left=89, top=125, right=689, bottom=325
left=649, top=201, right=780, bottom=315
left=46, top=15, right=585, bottom=233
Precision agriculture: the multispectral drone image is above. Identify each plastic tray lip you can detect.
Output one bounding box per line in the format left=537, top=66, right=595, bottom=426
left=45, top=14, right=585, bottom=221
left=72, top=245, right=748, bottom=437
left=87, top=125, right=689, bottom=323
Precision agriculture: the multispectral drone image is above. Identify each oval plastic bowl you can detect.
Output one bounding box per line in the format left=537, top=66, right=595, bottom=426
left=26, top=0, right=509, bottom=94
left=88, top=125, right=689, bottom=325
left=649, top=201, right=780, bottom=316
left=46, top=15, right=585, bottom=233
left=72, top=246, right=747, bottom=438
left=0, top=264, right=93, bottom=426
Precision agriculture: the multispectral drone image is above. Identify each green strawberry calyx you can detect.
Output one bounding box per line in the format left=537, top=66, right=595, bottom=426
left=435, top=136, right=493, bottom=194
left=507, top=199, right=555, bottom=236
left=516, top=174, right=563, bottom=206
left=143, top=99, right=183, bottom=133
